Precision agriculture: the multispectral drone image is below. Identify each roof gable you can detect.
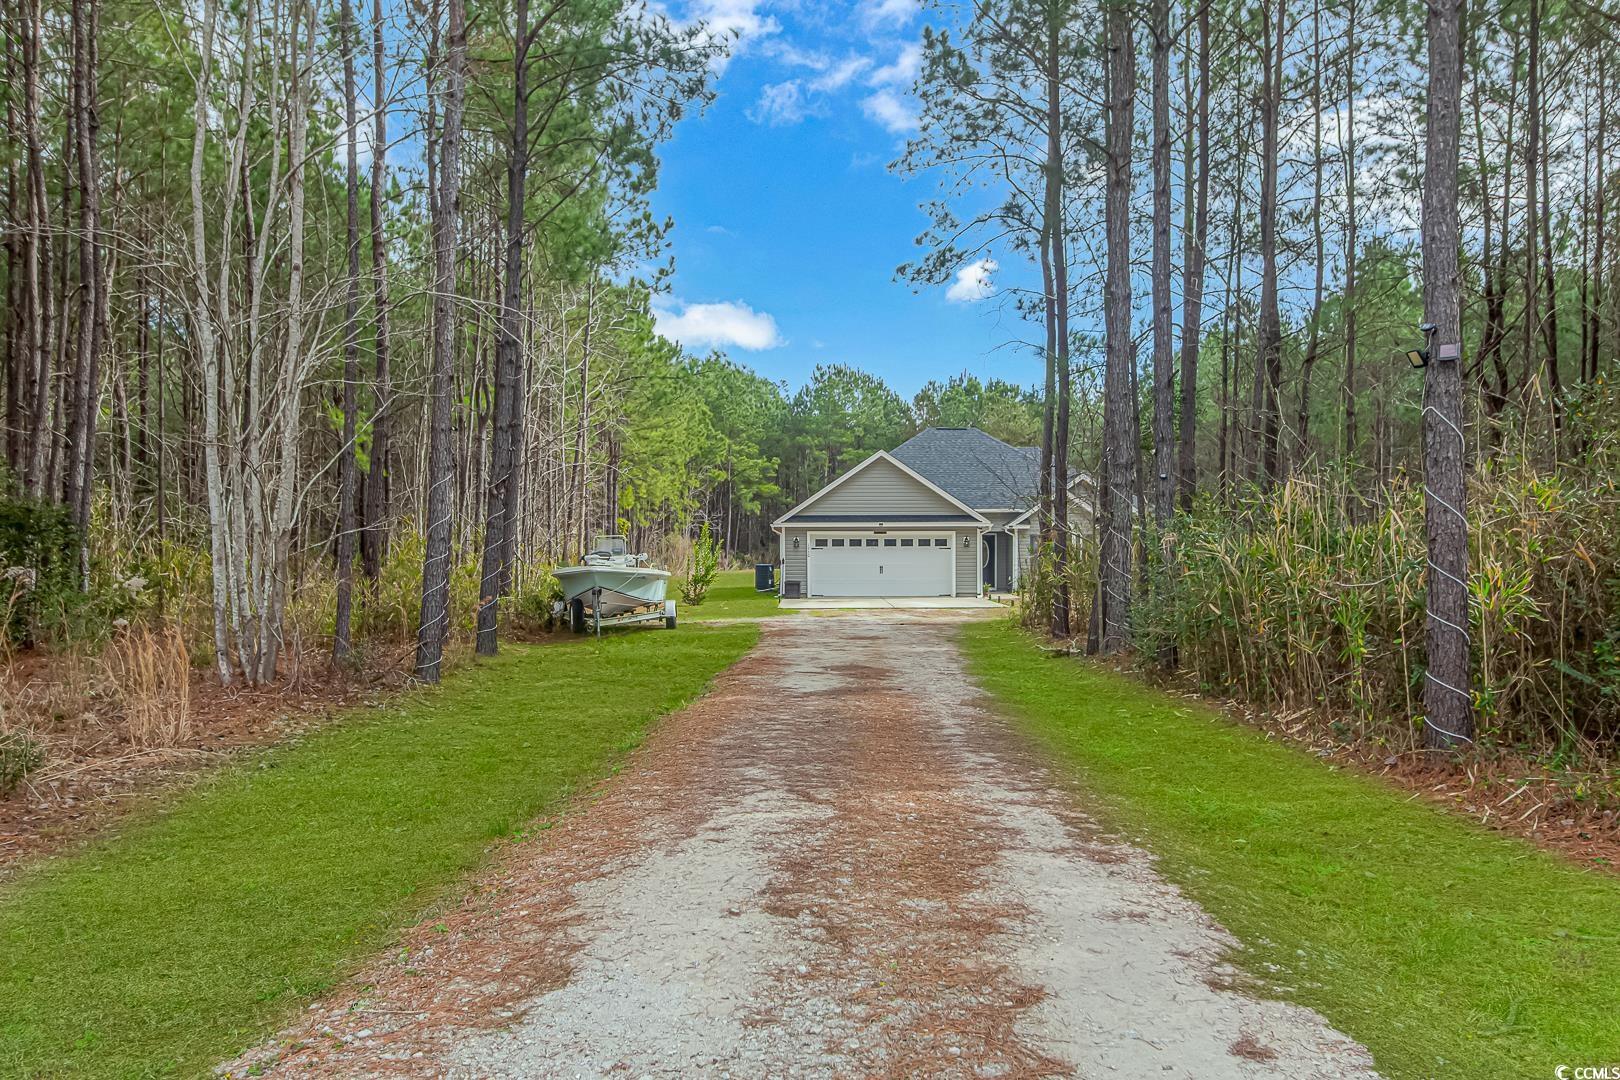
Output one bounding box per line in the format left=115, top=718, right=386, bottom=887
left=772, top=451, right=989, bottom=527
left=890, top=427, right=1039, bottom=511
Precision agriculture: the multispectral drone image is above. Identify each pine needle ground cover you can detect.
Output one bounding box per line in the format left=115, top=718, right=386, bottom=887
left=0, top=625, right=759, bottom=1079
left=961, top=620, right=1620, bottom=1080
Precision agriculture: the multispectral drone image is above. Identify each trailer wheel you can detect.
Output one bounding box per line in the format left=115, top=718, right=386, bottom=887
left=665, top=611, right=677, bottom=630
left=569, top=599, right=586, bottom=634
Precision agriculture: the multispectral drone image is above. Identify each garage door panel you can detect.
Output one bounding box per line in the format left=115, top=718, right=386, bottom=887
left=807, top=534, right=954, bottom=597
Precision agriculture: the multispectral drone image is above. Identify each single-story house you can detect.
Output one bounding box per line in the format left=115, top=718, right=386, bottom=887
left=772, top=426, right=1091, bottom=599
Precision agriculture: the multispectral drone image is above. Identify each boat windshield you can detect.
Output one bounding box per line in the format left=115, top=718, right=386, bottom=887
left=591, top=535, right=629, bottom=557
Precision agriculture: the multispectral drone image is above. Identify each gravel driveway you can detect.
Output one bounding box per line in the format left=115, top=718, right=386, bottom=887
left=227, top=615, right=1379, bottom=1078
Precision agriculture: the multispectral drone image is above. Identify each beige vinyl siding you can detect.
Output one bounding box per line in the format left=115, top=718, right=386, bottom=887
left=797, top=457, right=961, bottom=518
left=954, top=529, right=978, bottom=595
left=782, top=527, right=808, bottom=594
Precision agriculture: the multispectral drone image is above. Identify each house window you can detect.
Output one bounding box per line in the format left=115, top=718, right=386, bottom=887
left=831, top=538, right=845, bottom=547
left=814, top=538, right=828, bottom=548
left=883, top=538, right=897, bottom=547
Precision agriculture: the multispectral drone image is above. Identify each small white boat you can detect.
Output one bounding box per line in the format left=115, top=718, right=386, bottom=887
left=554, top=535, right=676, bottom=633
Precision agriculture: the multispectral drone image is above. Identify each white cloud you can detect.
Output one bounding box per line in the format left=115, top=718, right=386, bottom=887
left=654, top=300, right=784, bottom=351
left=749, top=80, right=811, bottom=125
left=861, top=88, right=918, bottom=133
left=810, top=56, right=871, bottom=92
left=670, top=0, right=778, bottom=69
left=860, top=0, right=916, bottom=29
left=945, top=258, right=998, bottom=303
left=868, top=41, right=921, bottom=88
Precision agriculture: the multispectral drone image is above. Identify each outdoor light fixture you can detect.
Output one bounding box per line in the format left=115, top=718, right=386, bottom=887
left=1405, top=323, right=1441, bottom=369
left=791, top=536, right=800, bottom=550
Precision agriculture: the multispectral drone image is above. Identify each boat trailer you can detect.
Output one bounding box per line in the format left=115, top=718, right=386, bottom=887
left=556, top=589, right=678, bottom=636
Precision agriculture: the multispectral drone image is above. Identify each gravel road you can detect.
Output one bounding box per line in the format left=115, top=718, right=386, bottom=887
left=224, top=614, right=1379, bottom=1079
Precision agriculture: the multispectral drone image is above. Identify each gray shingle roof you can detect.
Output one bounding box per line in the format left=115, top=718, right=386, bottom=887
left=891, top=427, right=1039, bottom=511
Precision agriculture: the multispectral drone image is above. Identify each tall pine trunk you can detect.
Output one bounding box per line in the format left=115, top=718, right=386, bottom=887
left=1149, top=0, right=1173, bottom=527
left=361, top=0, right=393, bottom=581
left=334, top=0, right=361, bottom=663
left=1178, top=0, right=1208, bottom=511
left=415, top=0, right=468, bottom=682
left=477, top=0, right=531, bottom=657
left=1100, top=0, right=1135, bottom=653
left=1420, top=0, right=1471, bottom=749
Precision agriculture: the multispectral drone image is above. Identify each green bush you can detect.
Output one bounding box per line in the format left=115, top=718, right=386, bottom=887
left=0, top=730, right=44, bottom=795
left=680, top=521, right=720, bottom=606
left=510, top=567, right=562, bottom=633
left=0, top=496, right=82, bottom=646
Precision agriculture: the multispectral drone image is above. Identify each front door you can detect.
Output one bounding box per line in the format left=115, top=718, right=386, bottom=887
left=982, top=532, right=997, bottom=588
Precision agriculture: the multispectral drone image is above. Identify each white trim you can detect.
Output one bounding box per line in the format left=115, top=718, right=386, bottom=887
left=774, top=519, right=979, bottom=530
left=771, top=450, right=991, bottom=528
left=1005, top=471, right=1097, bottom=528
left=976, top=530, right=984, bottom=597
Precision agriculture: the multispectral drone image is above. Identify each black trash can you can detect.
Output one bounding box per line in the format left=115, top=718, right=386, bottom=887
left=754, top=562, right=776, bottom=592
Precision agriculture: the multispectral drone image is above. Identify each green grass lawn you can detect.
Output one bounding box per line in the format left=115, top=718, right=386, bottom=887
left=960, top=621, right=1620, bottom=1079
left=0, top=625, right=758, bottom=1079
left=683, top=567, right=783, bottom=620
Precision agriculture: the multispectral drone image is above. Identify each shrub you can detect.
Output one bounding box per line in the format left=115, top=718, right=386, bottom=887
left=0, top=497, right=81, bottom=647
left=510, top=566, right=562, bottom=634
left=680, top=521, right=720, bottom=606
left=1132, top=462, right=1620, bottom=759
left=0, top=730, right=43, bottom=795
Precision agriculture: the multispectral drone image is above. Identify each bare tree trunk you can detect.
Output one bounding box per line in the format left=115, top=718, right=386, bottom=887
left=20, top=0, right=51, bottom=495
left=1421, top=0, right=1472, bottom=750
left=1177, top=0, right=1208, bottom=511
left=1538, top=44, right=1563, bottom=442
left=188, top=0, right=234, bottom=685
left=65, top=0, right=105, bottom=563
left=333, top=0, right=361, bottom=663
left=1297, top=0, right=1325, bottom=464
left=415, top=0, right=467, bottom=683
left=1038, top=218, right=1055, bottom=546
left=361, top=0, right=393, bottom=580
left=1149, top=0, right=1173, bottom=528
left=1045, top=14, right=1070, bottom=638
left=1342, top=0, right=1359, bottom=479
left=1594, top=51, right=1608, bottom=384
left=477, top=0, right=531, bottom=657
left=1100, top=0, right=1135, bottom=653
left=1255, top=0, right=1284, bottom=486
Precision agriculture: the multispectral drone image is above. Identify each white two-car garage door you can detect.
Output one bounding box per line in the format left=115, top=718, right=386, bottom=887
left=807, top=533, right=954, bottom=597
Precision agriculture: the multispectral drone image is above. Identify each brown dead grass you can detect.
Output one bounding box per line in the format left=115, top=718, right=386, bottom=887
left=0, top=642, right=406, bottom=877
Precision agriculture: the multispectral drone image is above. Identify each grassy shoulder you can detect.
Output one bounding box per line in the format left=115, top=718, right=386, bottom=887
left=684, top=568, right=783, bottom=621
left=0, top=624, right=759, bottom=1079
left=960, top=620, right=1620, bottom=1080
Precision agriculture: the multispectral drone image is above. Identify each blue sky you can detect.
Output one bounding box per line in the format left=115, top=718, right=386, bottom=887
left=648, top=0, right=1046, bottom=399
